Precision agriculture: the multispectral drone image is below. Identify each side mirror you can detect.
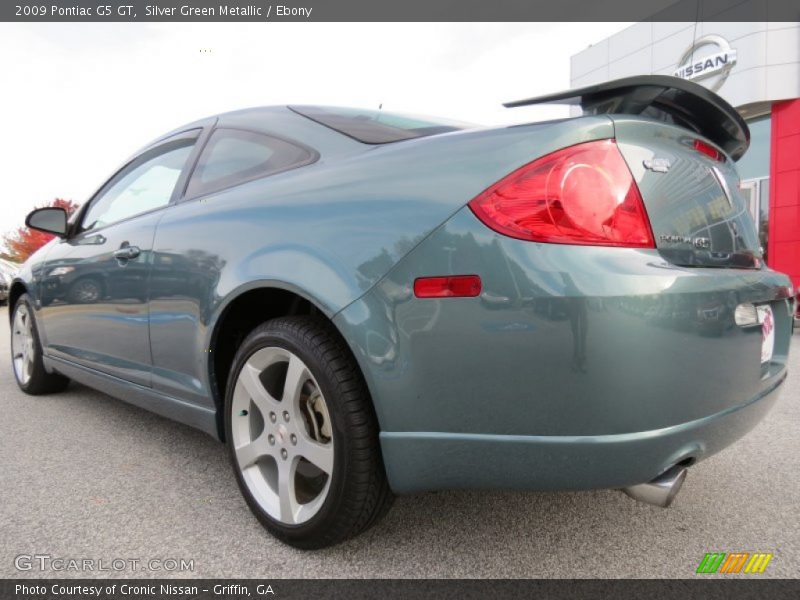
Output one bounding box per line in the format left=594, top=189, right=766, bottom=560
left=25, top=207, right=68, bottom=237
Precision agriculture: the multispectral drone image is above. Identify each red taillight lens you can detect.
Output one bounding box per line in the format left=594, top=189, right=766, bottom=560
left=468, top=139, right=655, bottom=248
left=693, top=139, right=723, bottom=162
left=414, top=275, right=482, bottom=298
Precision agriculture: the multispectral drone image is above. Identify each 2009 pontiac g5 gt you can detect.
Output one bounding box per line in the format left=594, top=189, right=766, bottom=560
left=9, top=76, right=793, bottom=548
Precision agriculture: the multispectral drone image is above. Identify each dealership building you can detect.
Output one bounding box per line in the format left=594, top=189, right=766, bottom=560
left=571, top=22, right=800, bottom=288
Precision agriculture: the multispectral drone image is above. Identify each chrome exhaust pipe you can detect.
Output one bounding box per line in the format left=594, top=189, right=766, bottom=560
left=622, top=465, right=688, bottom=508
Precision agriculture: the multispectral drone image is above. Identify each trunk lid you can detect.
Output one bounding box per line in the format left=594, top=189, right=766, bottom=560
left=613, top=116, right=762, bottom=268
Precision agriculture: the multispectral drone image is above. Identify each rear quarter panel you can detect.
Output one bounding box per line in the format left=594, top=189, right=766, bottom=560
left=334, top=203, right=793, bottom=493
left=335, top=205, right=793, bottom=438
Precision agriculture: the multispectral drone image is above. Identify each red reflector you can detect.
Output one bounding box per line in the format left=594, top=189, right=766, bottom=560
left=468, top=140, right=654, bottom=248
left=693, top=139, right=723, bottom=161
left=414, top=275, right=482, bottom=298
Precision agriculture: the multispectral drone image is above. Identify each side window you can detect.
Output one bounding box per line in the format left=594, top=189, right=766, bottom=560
left=81, top=136, right=196, bottom=232
left=185, top=128, right=314, bottom=198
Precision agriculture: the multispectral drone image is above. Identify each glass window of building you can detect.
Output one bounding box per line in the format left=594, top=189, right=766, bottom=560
left=736, top=116, right=771, bottom=261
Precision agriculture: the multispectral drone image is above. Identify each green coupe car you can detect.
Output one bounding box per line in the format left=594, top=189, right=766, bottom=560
left=9, top=76, right=793, bottom=548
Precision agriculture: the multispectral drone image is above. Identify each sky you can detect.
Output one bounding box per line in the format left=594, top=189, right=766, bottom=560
left=0, top=22, right=631, bottom=247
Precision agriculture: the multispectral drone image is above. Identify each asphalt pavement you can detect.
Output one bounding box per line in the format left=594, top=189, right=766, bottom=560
left=0, top=312, right=798, bottom=578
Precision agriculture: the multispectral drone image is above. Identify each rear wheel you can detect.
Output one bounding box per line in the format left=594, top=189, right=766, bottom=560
left=10, top=294, right=69, bottom=394
left=225, top=315, right=393, bottom=549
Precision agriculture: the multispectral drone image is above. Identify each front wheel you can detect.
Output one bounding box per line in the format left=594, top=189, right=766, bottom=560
left=225, top=316, right=393, bottom=549
left=10, top=294, right=70, bottom=394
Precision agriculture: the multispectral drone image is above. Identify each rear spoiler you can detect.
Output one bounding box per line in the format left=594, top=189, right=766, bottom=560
left=504, top=75, right=750, bottom=161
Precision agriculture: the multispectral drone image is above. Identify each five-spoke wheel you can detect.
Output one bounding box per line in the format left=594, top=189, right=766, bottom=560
left=231, top=347, right=334, bottom=525
left=10, top=294, right=70, bottom=394
left=11, top=301, right=35, bottom=386
left=225, top=316, right=393, bottom=549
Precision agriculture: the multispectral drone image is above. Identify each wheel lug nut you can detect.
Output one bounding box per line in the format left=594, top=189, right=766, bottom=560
left=283, top=411, right=290, bottom=422
left=290, top=434, right=297, bottom=445
left=269, top=412, right=277, bottom=423
left=280, top=449, right=288, bottom=460
left=268, top=434, right=275, bottom=445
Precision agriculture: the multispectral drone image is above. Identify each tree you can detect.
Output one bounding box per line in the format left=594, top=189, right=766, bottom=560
left=1, top=198, right=79, bottom=263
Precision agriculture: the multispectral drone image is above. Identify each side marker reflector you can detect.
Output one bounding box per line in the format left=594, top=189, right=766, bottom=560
left=414, top=275, right=482, bottom=298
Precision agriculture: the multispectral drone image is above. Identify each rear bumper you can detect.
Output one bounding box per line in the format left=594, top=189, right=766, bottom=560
left=380, top=372, right=785, bottom=493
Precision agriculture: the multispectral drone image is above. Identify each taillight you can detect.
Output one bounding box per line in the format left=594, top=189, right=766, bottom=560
left=414, top=275, right=482, bottom=298
left=693, top=139, right=723, bottom=162
left=468, top=139, right=655, bottom=248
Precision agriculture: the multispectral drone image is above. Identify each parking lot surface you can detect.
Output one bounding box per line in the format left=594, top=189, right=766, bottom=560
left=0, top=314, right=797, bottom=578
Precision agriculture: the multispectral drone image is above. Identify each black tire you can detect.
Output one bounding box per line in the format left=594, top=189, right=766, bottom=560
left=225, top=315, right=393, bottom=549
left=10, top=294, right=70, bottom=395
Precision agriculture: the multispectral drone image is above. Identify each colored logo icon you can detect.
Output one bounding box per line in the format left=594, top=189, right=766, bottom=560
left=696, top=552, right=774, bottom=574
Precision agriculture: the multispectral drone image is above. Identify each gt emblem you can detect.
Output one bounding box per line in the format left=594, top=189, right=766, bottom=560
left=658, top=234, right=711, bottom=249
left=643, top=158, right=671, bottom=173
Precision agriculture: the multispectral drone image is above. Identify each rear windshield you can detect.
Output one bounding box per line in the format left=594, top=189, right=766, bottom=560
left=289, top=105, right=472, bottom=144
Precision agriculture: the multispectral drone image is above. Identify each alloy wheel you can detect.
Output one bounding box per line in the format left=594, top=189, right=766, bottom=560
left=11, top=303, right=35, bottom=385
left=231, top=347, right=334, bottom=526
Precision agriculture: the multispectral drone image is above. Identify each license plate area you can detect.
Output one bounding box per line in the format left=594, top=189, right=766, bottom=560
left=757, top=304, right=775, bottom=365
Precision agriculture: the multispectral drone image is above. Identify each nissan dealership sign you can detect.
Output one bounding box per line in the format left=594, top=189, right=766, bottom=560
left=673, top=35, right=737, bottom=91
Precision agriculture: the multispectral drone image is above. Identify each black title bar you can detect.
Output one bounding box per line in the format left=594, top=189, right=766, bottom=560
left=2, top=0, right=799, bottom=22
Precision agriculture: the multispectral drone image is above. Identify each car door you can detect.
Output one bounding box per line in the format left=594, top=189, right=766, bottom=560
left=38, top=129, right=200, bottom=386
left=148, top=127, right=317, bottom=406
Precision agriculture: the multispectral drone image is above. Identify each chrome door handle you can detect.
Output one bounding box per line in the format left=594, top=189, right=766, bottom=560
left=113, top=246, right=140, bottom=260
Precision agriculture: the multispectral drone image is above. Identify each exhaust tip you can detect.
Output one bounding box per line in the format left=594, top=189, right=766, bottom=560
left=622, top=465, right=688, bottom=508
